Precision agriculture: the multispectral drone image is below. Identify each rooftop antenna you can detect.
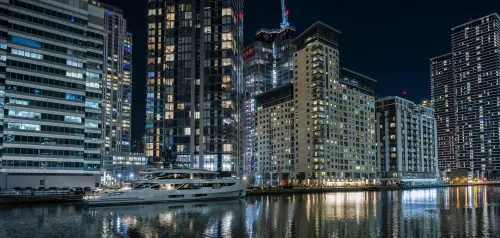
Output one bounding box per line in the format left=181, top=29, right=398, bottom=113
left=280, top=0, right=289, bottom=29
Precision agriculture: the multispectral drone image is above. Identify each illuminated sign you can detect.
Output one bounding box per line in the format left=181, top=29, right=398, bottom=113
left=243, top=46, right=255, bottom=61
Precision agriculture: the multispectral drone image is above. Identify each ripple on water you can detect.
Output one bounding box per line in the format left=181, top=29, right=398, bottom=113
left=0, top=186, right=499, bottom=238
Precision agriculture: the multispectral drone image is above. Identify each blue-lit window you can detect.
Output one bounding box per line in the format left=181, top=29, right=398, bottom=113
left=0, top=55, right=5, bottom=61
left=33, top=89, right=41, bottom=95
left=124, top=63, right=131, bottom=69
left=146, top=122, right=153, bottom=129
left=0, top=43, right=6, bottom=49
left=11, top=36, right=42, bottom=48
left=67, top=60, right=84, bottom=68
left=147, top=72, right=155, bottom=78
left=66, top=93, right=83, bottom=101
left=85, top=122, right=98, bottom=129
left=85, top=101, right=99, bottom=109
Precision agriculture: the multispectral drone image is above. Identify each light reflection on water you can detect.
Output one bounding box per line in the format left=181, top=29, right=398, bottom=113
left=0, top=186, right=499, bottom=238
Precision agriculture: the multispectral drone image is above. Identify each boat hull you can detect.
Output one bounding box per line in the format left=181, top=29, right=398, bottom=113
left=85, top=183, right=246, bottom=206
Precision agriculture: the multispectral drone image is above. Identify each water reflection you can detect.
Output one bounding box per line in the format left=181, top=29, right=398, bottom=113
left=0, top=186, right=499, bottom=238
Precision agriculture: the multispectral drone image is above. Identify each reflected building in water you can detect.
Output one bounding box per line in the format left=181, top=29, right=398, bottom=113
left=1, top=187, right=500, bottom=237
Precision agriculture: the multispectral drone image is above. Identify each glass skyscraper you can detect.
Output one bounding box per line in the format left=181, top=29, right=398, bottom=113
left=146, top=0, right=244, bottom=176
left=101, top=3, right=132, bottom=154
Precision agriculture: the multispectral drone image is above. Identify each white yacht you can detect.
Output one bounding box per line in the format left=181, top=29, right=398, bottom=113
left=85, top=169, right=246, bottom=206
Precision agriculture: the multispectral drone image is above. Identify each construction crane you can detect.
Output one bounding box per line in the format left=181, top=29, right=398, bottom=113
left=280, top=0, right=289, bottom=29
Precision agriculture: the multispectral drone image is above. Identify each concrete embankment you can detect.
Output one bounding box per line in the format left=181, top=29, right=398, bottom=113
left=0, top=195, right=83, bottom=205
left=246, top=182, right=500, bottom=196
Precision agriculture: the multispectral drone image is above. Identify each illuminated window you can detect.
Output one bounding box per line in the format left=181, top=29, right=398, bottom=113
left=390, top=153, right=397, bottom=159
left=223, top=144, right=233, bottom=152
left=222, top=33, right=232, bottom=41
left=222, top=75, right=231, bottom=83
left=222, top=58, right=232, bottom=66
left=390, top=135, right=396, bottom=140
left=221, top=100, right=232, bottom=108
left=148, top=10, right=156, bottom=16
left=167, top=95, right=174, bottom=102
left=222, top=41, right=232, bottom=49
left=390, top=123, right=396, bottom=128
left=165, top=45, right=175, bottom=53
left=167, top=13, right=175, bottom=20
left=222, top=8, right=232, bottom=16
left=165, top=54, right=174, bottom=61
left=177, top=144, right=185, bottom=152
left=165, top=112, right=174, bottom=119
left=177, top=103, right=185, bottom=110
left=184, top=128, right=191, bottom=135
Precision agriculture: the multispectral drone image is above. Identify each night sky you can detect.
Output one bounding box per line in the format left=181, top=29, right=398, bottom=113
left=101, top=0, right=500, bottom=141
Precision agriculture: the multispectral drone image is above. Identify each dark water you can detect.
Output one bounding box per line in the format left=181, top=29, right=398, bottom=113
left=1, top=186, right=500, bottom=238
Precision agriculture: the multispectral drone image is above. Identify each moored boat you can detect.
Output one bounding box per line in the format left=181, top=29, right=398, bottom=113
left=85, top=169, right=246, bottom=206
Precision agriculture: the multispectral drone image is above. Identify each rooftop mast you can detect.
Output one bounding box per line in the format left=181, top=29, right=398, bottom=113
left=280, top=0, right=289, bottom=29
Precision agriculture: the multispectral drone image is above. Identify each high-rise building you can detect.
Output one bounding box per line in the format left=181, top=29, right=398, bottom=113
left=146, top=1, right=244, bottom=176
left=243, top=41, right=273, bottom=178
left=0, top=0, right=105, bottom=188
left=100, top=3, right=132, bottom=153
left=430, top=54, right=455, bottom=173
left=431, top=13, right=500, bottom=177
left=255, top=22, right=377, bottom=185
left=375, top=97, right=439, bottom=184
left=243, top=0, right=296, bottom=178
left=254, top=83, right=294, bottom=185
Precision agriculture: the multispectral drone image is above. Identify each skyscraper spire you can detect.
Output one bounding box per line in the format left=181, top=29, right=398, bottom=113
left=280, top=0, right=289, bottom=29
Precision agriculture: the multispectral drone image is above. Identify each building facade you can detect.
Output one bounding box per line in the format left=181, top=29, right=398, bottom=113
left=254, top=83, right=294, bottom=185
left=146, top=0, right=244, bottom=176
left=0, top=0, right=105, bottom=188
left=293, top=22, right=377, bottom=185
left=102, top=152, right=146, bottom=186
left=431, top=13, right=500, bottom=177
left=243, top=2, right=296, bottom=179
left=430, top=54, right=455, bottom=173
left=243, top=41, right=273, bottom=178
left=100, top=3, right=132, bottom=153
left=376, top=97, right=439, bottom=184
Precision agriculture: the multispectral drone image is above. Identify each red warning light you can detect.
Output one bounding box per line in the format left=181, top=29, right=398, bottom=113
left=238, top=13, right=244, bottom=19
left=286, top=9, right=290, bottom=14
left=402, top=90, right=407, bottom=96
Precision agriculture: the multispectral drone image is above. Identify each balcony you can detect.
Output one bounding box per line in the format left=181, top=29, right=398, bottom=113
left=313, top=139, right=325, bottom=144
left=312, top=69, right=324, bottom=76
left=311, top=45, right=324, bottom=51
left=312, top=75, right=324, bottom=82
left=312, top=62, right=324, bottom=69
left=312, top=88, right=326, bottom=94
left=312, top=93, right=327, bottom=100
left=310, top=82, right=325, bottom=88
left=312, top=56, right=325, bottom=62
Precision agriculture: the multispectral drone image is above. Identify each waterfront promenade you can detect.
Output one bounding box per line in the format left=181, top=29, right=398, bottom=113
left=1, top=182, right=499, bottom=205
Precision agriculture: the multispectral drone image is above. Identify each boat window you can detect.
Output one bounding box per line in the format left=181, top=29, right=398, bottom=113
left=169, top=194, right=184, bottom=198
left=193, top=194, right=207, bottom=197
left=133, top=183, right=154, bottom=189
left=212, top=184, right=221, bottom=189
left=151, top=185, right=160, bottom=190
